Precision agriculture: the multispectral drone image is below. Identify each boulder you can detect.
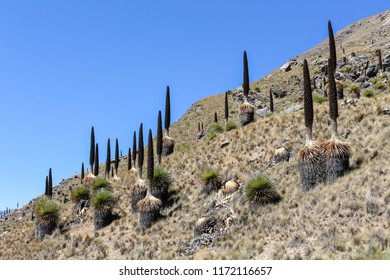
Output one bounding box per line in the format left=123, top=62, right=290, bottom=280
left=284, top=104, right=303, bottom=114
left=255, top=107, right=270, bottom=118
left=280, top=61, right=292, bottom=72
left=366, top=65, right=378, bottom=78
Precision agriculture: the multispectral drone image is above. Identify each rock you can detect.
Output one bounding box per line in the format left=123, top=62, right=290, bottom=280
left=280, top=61, right=292, bottom=72
left=366, top=65, right=378, bottom=78
left=273, top=90, right=287, bottom=98
left=379, top=109, right=390, bottom=115
left=255, top=107, right=270, bottom=118
left=355, top=75, right=369, bottom=83
left=248, top=152, right=266, bottom=163
left=335, top=71, right=346, bottom=81
left=220, top=141, right=230, bottom=148
left=254, top=100, right=263, bottom=108
left=284, top=104, right=304, bottom=114
left=270, top=147, right=291, bottom=164
left=346, top=98, right=355, bottom=105
left=342, top=129, right=351, bottom=139
left=382, top=54, right=390, bottom=69
left=362, top=82, right=370, bottom=88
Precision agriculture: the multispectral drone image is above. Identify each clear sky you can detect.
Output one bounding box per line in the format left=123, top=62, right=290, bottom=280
left=0, top=1, right=389, bottom=210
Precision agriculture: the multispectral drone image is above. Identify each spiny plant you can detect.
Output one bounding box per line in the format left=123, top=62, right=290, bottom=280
left=320, top=58, right=351, bottom=183
left=376, top=49, right=383, bottom=73
left=112, top=138, right=121, bottom=183
left=201, top=166, right=222, bottom=194
left=83, top=126, right=96, bottom=184
left=269, top=88, right=274, bottom=112
left=137, top=129, right=162, bottom=229
left=81, top=162, right=85, bottom=183
left=297, top=59, right=325, bottom=191
left=94, top=143, right=99, bottom=176
left=47, top=168, right=53, bottom=198
left=127, top=148, right=132, bottom=171
left=105, top=138, right=111, bottom=178
left=138, top=123, right=144, bottom=179
left=45, top=176, right=49, bottom=197
left=244, top=173, right=281, bottom=206
left=34, top=196, right=60, bottom=240
left=131, top=131, right=137, bottom=172
left=214, top=112, right=218, bottom=123
left=328, top=20, right=337, bottom=73
left=162, top=86, right=175, bottom=156
left=92, top=189, right=116, bottom=230
left=157, top=110, right=163, bottom=165
left=224, top=91, right=229, bottom=123
left=91, top=177, right=111, bottom=193
left=152, top=166, right=172, bottom=206
left=71, top=185, right=90, bottom=203
left=239, top=51, right=255, bottom=126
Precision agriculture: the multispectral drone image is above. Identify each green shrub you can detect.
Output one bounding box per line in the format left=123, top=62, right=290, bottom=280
left=34, top=197, right=60, bottom=224
left=340, top=65, right=352, bottom=73
left=201, top=167, right=221, bottom=194
left=91, top=177, right=111, bottom=192
left=177, top=142, right=190, bottom=151
left=153, top=166, right=172, bottom=190
left=375, top=82, right=385, bottom=90
left=349, top=84, right=360, bottom=94
left=208, top=131, right=217, bottom=140
left=71, top=185, right=90, bottom=202
left=363, top=89, right=375, bottom=97
left=244, top=173, right=281, bottom=206
left=225, top=122, right=237, bottom=131
left=92, top=189, right=116, bottom=211
left=210, top=124, right=224, bottom=133
left=313, top=95, right=327, bottom=104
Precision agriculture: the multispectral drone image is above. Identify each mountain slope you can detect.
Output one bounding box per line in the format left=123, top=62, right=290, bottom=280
left=1, top=9, right=389, bottom=260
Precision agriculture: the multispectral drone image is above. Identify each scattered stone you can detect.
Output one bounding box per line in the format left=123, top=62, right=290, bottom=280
left=355, top=75, right=369, bottom=83
left=383, top=54, right=390, bottom=69
left=220, top=141, right=230, bottom=148
left=380, top=108, right=390, bottom=115
left=284, top=104, right=304, bottom=114
left=342, top=129, right=352, bottom=139
left=366, top=65, right=378, bottom=77
left=362, top=81, right=371, bottom=88
left=280, top=61, right=292, bottom=72
left=346, top=98, right=355, bottom=105
left=248, top=152, right=266, bottom=163
left=255, top=107, right=270, bottom=118
left=270, top=147, right=291, bottom=164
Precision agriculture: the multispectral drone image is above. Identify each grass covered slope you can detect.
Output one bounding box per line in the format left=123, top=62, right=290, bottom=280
left=1, top=10, right=390, bottom=260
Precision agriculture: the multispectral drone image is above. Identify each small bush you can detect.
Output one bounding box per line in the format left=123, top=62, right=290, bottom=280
left=91, top=177, right=111, bottom=192
left=152, top=166, right=172, bottom=203
left=71, top=185, right=90, bottom=203
left=201, top=167, right=221, bottom=194
left=177, top=142, right=190, bottom=151
left=208, top=131, right=217, bottom=140
left=210, top=124, right=224, bottom=133
left=92, top=189, right=116, bottom=212
left=244, top=173, right=281, bottom=206
left=363, top=89, right=375, bottom=97
left=313, top=95, right=327, bottom=104
left=34, top=197, right=60, bottom=224
left=225, top=122, right=237, bottom=131
left=349, top=84, right=360, bottom=94
left=375, top=82, right=385, bottom=90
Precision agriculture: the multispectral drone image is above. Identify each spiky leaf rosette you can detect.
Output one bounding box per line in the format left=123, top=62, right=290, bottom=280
left=92, top=189, right=116, bottom=230
left=89, top=126, right=95, bottom=171
left=114, top=138, right=119, bottom=174
left=224, top=92, right=229, bottom=121
left=137, top=194, right=162, bottom=228
left=147, top=129, right=154, bottom=185
left=243, top=51, right=250, bottom=100
left=130, top=179, right=147, bottom=212
left=239, top=101, right=255, bottom=126
left=244, top=173, right=281, bottom=206
left=157, top=110, right=163, bottom=165
left=94, top=143, right=99, bottom=176
left=91, top=177, right=111, bottom=193
left=162, top=136, right=175, bottom=156
left=297, top=142, right=326, bottom=191
left=164, top=86, right=171, bottom=135
left=328, top=20, right=337, bottom=73
left=328, top=58, right=338, bottom=140
left=138, top=123, right=144, bottom=178
left=71, top=185, right=90, bottom=203
left=320, top=140, right=351, bottom=183
left=152, top=166, right=172, bottom=204
left=303, top=59, right=313, bottom=143
left=34, top=197, right=60, bottom=240
left=201, top=167, right=222, bottom=194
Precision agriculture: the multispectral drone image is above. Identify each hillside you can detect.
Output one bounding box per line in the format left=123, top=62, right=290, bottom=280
left=1, top=10, right=389, bottom=260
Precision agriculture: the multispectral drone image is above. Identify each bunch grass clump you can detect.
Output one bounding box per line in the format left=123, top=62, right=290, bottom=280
left=244, top=173, right=281, bottom=206
left=91, top=177, right=111, bottom=192
left=225, top=122, right=237, bottom=131
left=71, top=185, right=90, bottom=203
left=313, top=95, right=327, bottom=104
left=210, top=123, right=224, bottom=134
left=35, top=197, right=60, bottom=224
left=201, top=167, right=222, bottom=194
left=152, top=166, right=172, bottom=204
left=137, top=194, right=162, bottom=228
left=92, top=189, right=116, bottom=212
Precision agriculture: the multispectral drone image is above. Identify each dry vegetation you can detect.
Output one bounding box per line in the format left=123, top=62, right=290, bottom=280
left=1, top=10, right=390, bottom=260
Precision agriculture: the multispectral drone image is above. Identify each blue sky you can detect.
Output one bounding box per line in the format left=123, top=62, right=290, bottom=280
left=0, top=1, right=388, bottom=210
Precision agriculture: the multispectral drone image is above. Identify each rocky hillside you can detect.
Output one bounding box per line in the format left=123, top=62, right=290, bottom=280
left=1, top=10, right=389, bottom=260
